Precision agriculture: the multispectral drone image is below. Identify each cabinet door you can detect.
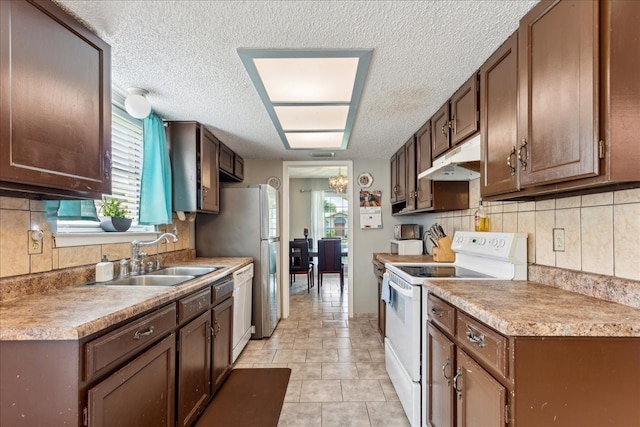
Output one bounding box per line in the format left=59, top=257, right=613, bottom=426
left=431, top=103, right=451, bottom=158
left=211, top=297, right=233, bottom=394
left=404, top=137, right=416, bottom=211
left=200, top=127, right=219, bottom=213
left=480, top=32, right=519, bottom=197
left=87, top=334, right=175, bottom=427
left=376, top=275, right=386, bottom=338
left=451, top=75, right=479, bottom=146
left=177, top=312, right=211, bottom=427
left=390, top=153, right=399, bottom=203
left=427, top=324, right=455, bottom=427
left=0, top=0, right=111, bottom=199
left=396, top=147, right=406, bottom=203
left=219, top=142, right=234, bottom=175
left=455, top=349, right=506, bottom=427
left=416, top=122, right=433, bottom=210
left=234, top=155, right=244, bottom=181
left=518, top=0, right=599, bottom=188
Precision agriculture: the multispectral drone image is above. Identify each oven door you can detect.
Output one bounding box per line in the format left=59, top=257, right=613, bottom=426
left=385, top=277, right=421, bottom=381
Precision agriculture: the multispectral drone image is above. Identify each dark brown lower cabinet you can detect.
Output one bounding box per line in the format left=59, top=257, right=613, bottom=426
left=211, top=297, right=233, bottom=394
left=87, top=334, right=176, bottom=427
left=373, top=259, right=386, bottom=338
left=427, top=294, right=640, bottom=427
left=427, top=323, right=454, bottom=427
left=177, top=311, right=211, bottom=427
left=455, top=349, right=506, bottom=427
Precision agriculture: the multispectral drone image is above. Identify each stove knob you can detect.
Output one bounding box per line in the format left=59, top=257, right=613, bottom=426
left=498, top=239, right=506, bottom=248
left=479, top=238, right=486, bottom=245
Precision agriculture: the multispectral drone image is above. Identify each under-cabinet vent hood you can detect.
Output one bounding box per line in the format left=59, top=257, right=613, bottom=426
left=418, top=134, right=481, bottom=181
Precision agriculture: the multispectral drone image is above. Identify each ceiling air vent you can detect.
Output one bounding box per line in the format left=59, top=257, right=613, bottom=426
left=311, top=152, right=335, bottom=158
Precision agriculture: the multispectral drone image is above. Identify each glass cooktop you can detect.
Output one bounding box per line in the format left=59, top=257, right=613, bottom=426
left=395, top=265, right=491, bottom=279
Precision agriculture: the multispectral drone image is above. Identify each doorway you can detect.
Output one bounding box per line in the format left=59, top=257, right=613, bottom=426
left=281, top=160, right=353, bottom=319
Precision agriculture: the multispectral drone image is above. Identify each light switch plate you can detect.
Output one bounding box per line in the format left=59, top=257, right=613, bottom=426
left=553, top=228, right=565, bottom=252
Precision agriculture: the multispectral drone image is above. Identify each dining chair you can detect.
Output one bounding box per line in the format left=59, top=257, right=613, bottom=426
left=316, top=238, right=344, bottom=293
left=293, top=238, right=313, bottom=250
left=289, top=241, right=314, bottom=292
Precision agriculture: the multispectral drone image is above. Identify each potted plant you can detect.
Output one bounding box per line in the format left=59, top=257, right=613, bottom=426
left=99, top=197, right=132, bottom=232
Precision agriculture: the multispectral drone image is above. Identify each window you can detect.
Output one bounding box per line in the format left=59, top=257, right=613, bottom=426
left=323, top=193, right=348, bottom=238
left=54, top=105, right=150, bottom=234
left=107, top=106, right=144, bottom=226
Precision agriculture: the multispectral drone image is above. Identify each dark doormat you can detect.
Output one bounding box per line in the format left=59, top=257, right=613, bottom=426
left=194, top=368, right=292, bottom=427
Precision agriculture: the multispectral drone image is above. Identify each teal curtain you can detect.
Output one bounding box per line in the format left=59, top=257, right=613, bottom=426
left=139, top=111, right=172, bottom=225
left=45, top=200, right=99, bottom=232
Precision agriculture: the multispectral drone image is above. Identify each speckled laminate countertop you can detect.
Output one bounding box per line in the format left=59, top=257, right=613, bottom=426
left=0, top=257, right=252, bottom=341
left=423, top=280, right=640, bottom=337
left=373, top=253, right=434, bottom=264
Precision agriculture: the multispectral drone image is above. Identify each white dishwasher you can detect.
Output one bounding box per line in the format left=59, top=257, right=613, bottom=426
left=232, top=263, right=254, bottom=362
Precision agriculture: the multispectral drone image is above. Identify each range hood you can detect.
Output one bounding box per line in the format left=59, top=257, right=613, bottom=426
left=418, top=134, right=481, bottom=181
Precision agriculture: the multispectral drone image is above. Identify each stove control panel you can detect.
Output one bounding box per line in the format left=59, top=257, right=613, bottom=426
left=451, top=232, right=527, bottom=262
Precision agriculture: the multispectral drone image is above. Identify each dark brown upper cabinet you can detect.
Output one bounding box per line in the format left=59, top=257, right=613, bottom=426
left=168, top=122, right=220, bottom=214
left=480, top=32, right=519, bottom=197
left=219, top=142, right=244, bottom=182
left=416, top=122, right=433, bottom=210
left=390, top=145, right=406, bottom=204
left=431, top=74, right=480, bottom=159
left=404, top=137, right=417, bottom=212
left=0, top=0, right=111, bottom=199
left=482, top=0, right=640, bottom=200
left=518, top=0, right=599, bottom=188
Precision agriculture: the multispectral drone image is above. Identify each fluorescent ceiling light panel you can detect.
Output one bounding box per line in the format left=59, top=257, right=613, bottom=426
left=238, top=49, right=372, bottom=150
left=286, top=132, right=344, bottom=149
left=254, top=58, right=359, bottom=103
left=275, top=105, right=349, bottom=131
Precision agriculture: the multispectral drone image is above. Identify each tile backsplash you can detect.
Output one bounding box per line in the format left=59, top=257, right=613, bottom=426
left=0, top=197, right=192, bottom=279
left=433, top=180, right=640, bottom=281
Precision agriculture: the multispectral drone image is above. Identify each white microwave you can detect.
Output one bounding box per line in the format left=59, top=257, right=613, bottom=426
left=390, top=239, right=423, bottom=255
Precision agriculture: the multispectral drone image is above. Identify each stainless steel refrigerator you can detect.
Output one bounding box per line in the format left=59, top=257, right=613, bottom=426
left=195, top=184, right=280, bottom=339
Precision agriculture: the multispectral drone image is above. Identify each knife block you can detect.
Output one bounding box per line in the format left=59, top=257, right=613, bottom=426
left=432, top=236, right=455, bottom=262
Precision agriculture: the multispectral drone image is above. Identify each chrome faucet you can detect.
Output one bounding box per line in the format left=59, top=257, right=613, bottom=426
left=131, top=233, right=178, bottom=274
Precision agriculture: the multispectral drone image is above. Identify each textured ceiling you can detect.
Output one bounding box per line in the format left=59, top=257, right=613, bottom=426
left=53, top=0, right=538, bottom=161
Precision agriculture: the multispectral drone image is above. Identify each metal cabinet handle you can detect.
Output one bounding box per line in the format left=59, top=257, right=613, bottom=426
left=451, top=116, right=456, bottom=134
left=466, top=326, right=486, bottom=348
left=507, top=146, right=517, bottom=175
left=441, top=123, right=448, bottom=136
left=202, top=185, right=209, bottom=198
left=133, top=326, right=155, bottom=340
left=430, top=307, right=444, bottom=318
left=517, top=138, right=528, bottom=170
left=442, top=357, right=452, bottom=385
left=453, top=367, right=463, bottom=400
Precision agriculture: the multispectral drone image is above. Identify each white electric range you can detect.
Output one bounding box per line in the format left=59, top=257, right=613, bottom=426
left=383, top=231, right=528, bottom=427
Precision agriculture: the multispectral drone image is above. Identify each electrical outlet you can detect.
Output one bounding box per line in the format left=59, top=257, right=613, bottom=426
left=553, top=228, right=565, bottom=252
left=28, top=230, right=43, bottom=255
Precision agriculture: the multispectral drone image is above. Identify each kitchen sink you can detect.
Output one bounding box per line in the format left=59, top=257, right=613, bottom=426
left=149, top=266, right=221, bottom=276
left=103, top=274, right=196, bottom=287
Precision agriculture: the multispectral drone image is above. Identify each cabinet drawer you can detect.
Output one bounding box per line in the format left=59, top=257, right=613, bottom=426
left=85, top=304, right=176, bottom=381
left=427, top=294, right=455, bottom=336
left=212, top=278, right=233, bottom=305
left=456, top=312, right=507, bottom=378
left=178, top=287, right=211, bottom=324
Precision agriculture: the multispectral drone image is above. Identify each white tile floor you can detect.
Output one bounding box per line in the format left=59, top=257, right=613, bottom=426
left=234, top=275, right=410, bottom=427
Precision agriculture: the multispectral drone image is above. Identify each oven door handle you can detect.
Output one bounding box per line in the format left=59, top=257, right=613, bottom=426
left=388, top=279, right=414, bottom=298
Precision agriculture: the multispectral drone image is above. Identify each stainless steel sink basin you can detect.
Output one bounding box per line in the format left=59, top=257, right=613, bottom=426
left=104, top=274, right=195, bottom=286
left=149, top=266, right=221, bottom=276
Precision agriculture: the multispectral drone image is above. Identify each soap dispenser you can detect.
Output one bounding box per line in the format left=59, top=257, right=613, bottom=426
left=96, top=255, right=114, bottom=282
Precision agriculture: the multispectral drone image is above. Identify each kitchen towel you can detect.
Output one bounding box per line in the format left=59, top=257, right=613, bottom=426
left=381, top=272, right=392, bottom=307
left=139, top=111, right=172, bottom=225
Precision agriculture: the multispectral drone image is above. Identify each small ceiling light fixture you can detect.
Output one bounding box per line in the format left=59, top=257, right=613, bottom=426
left=328, top=168, right=348, bottom=193
left=238, top=49, right=372, bottom=151
left=124, top=87, right=151, bottom=119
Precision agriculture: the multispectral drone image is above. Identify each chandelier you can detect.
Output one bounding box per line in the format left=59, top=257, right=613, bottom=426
left=328, top=168, right=348, bottom=193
